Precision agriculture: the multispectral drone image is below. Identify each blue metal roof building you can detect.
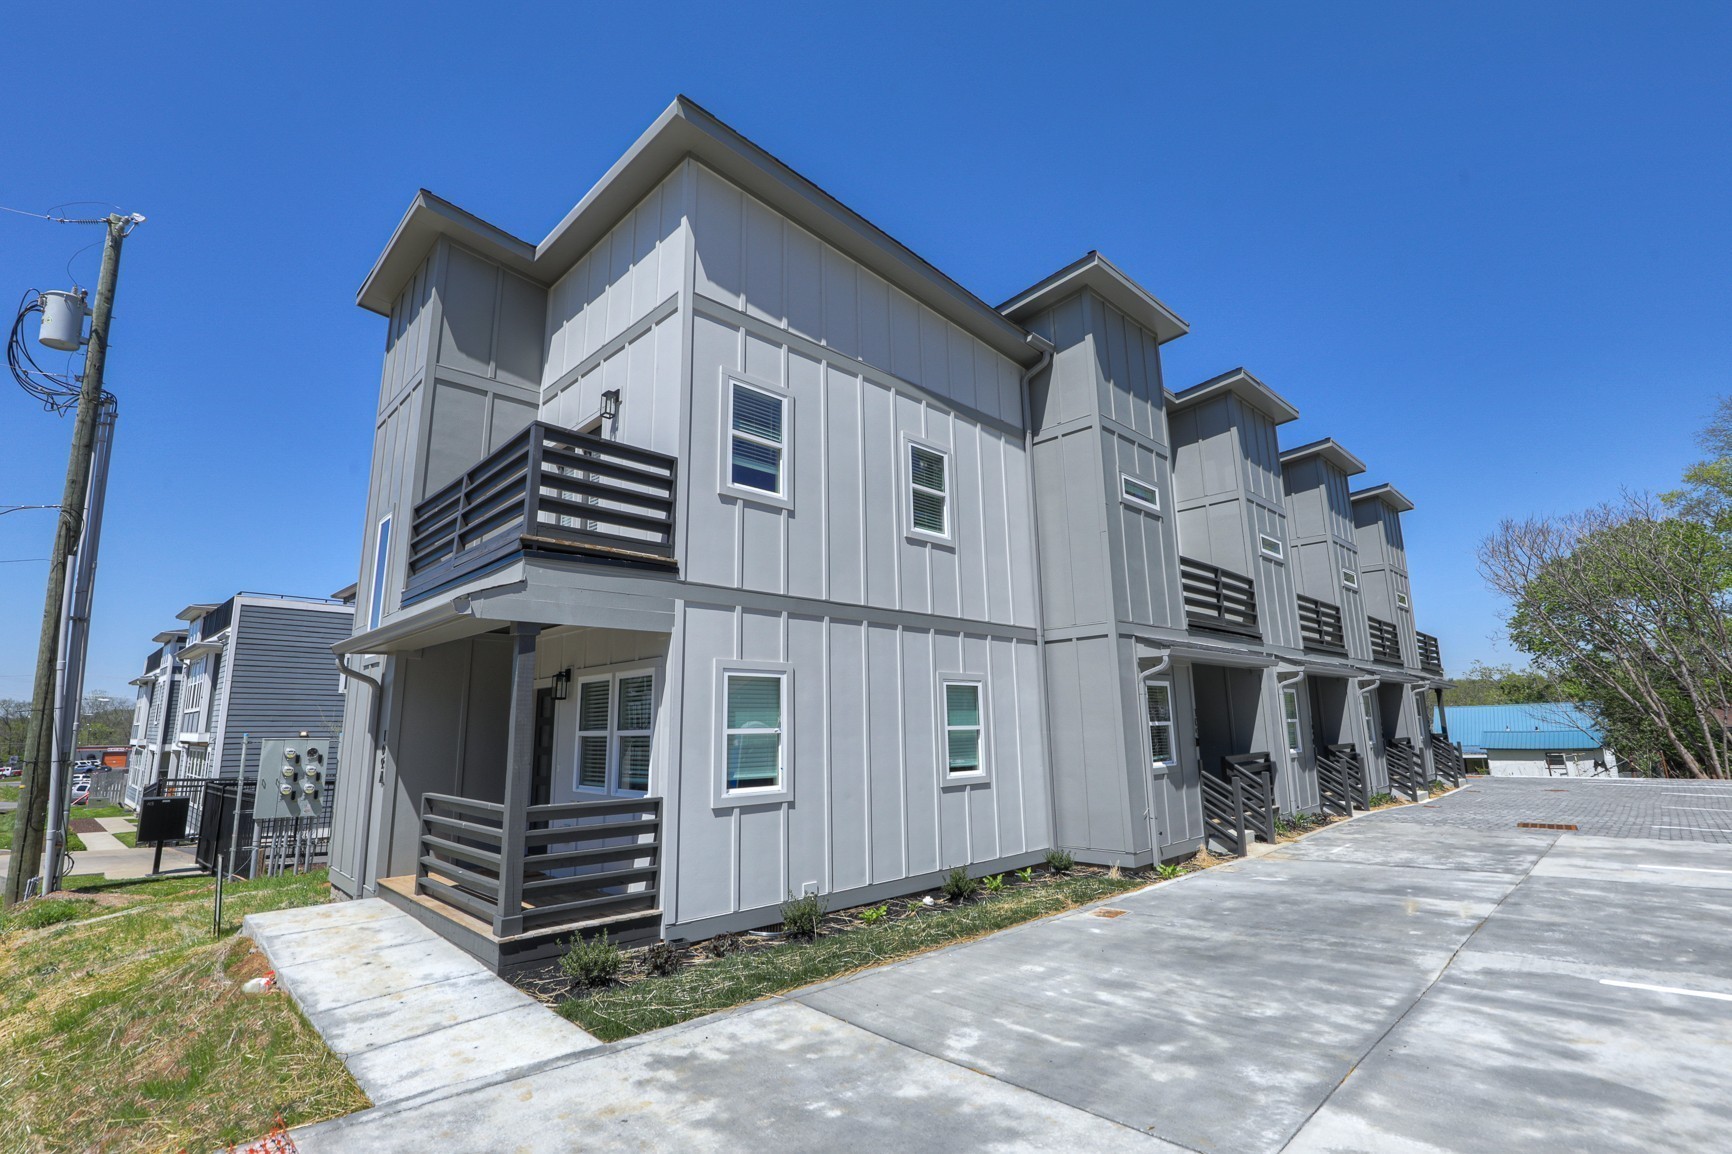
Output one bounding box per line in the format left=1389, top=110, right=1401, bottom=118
left=1435, top=703, right=1607, bottom=755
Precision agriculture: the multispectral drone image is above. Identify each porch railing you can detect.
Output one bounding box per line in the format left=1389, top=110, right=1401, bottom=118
left=1180, top=555, right=1260, bottom=639
left=1429, top=736, right=1465, bottom=787
left=1384, top=737, right=1425, bottom=801
left=404, top=422, right=678, bottom=604
left=1199, top=753, right=1278, bottom=857
left=1417, top=631, right=1443, bottom=674
left=1297, top=594, right=1347, bottom=656
left=1315, top=742, right=1368, bottom=816
left=417, top=792, right=661, bottom=937
left=1368, top=616, right=1403, bottom=666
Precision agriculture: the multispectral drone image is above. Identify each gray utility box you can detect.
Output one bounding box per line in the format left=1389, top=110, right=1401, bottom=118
left=254, top=738, right=330, bottom=821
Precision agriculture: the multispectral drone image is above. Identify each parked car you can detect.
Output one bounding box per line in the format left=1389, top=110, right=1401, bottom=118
left=0, top=765, right=20, bottom=778
left=70, top=781, right=91, bottom=805
left=73, top=759, right=101, bottom=772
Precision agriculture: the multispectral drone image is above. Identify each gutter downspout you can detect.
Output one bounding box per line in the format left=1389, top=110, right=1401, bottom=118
left=1017, top=333, right=1057, bottom=852
left=335, top=655, right=386, bottom=897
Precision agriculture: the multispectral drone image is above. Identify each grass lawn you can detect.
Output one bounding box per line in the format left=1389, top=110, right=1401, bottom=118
left=0, top=869, right=368, bottom=1153
left=558, top=868, right=1158, bottom=1042
left=113, top=829, right=137, bottom=848
left=0, top=801, right=133, bottom=853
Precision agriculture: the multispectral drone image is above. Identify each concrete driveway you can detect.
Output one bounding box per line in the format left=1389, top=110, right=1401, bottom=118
left=293, top=779, right=1732, bottom=1153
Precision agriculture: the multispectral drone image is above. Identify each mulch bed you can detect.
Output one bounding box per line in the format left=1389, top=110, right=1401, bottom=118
left=68, top=818, right=105, bottom=834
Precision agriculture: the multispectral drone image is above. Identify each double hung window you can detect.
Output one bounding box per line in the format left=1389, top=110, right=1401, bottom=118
left=1146, top=681, right=1175, bottom=768
left=728, top=381, right=785, bottom=496
left=1282, top=687, right=1304, bottom=759
left=909, top=444, right=949, bottom=539
left=574, top=670, right=655, bottom=796
left=724, top=673, right=784, bottom=793
left=942, top=681, right=984, bottom=777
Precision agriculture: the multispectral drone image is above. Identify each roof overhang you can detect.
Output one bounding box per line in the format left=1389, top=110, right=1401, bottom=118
left=151, top=629, right=187, bottom=644
left=1280, top=437, right=1367, bottom=476
left=1350, top=483, right=1416, bottom=514
left=997, top=252, right=1189, bottom=345
left=177, top=637, right=224, bottom=661
left=357, top=96, right=1042, bottom=368
left=1170, top=367, right=1300, bottom=424
left=174, top=603, right=218, bottom=622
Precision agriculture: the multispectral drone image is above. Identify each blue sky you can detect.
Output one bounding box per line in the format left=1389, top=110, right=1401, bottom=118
left=1, top=2, right=1727, bottom=696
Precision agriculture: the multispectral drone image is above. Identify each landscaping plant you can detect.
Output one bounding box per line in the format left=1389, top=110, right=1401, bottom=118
left=982, top=873, right=1005, bottom=893
left=941, top=867, right=979, bottom=903
left=1015, top=866, right=1036, bottom=883
left=561, top=929, right=624, bottom=987
left=780, top=890, right=826, bottom=941
left=644, top=940, right=682, bottom=977
left=1154, top=863, right=1184, bottom=881
left=857, top=903, right=889, bottom=924
left=1044, top=849, right=1075, bottom=874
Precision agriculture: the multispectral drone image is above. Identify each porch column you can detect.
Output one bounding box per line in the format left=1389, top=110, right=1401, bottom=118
left=1436, top=688, right=1451, bottom=741
left=494, top=622, right=541, bottom=938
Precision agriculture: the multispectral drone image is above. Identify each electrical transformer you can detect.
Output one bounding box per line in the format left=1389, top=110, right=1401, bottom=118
left=254, top=738, right=330, bottom=821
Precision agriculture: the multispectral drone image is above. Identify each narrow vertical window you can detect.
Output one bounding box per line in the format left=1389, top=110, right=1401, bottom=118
left=368, top=515, right=393, bottom=630
left=576, top=678, right=610, bottom=791
left=724, top=673, right=783, bottom=792
left=729, top=382, right=784, bottom=495
left=1360, top=691, right=1378, bottom=746
left=1283, top=687, right=1304, bottom=759
left=615, top=673, right=654, bottom=794
left=909, top=444, right=949, bottom=537
left=1146, top=681, right=1174, bottom=767
left=943, top=681, right=984, bottom=776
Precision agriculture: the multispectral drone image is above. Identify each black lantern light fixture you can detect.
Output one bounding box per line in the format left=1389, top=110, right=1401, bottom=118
left=600, top=389, right=621, bottom=421
left=552, top=667, right=572, bottom=701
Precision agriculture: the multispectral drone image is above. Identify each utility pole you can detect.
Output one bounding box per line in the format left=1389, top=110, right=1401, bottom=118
left=4, top=215, right=129, bottom=907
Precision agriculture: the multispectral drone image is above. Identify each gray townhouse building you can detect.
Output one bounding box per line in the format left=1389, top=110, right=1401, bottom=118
left=123, top=592, right=353, bottom=809
left=326, top=98, right=1457, bottom=972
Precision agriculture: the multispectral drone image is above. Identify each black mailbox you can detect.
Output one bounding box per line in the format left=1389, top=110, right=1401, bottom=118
left=137, top=796, right=190, bottom=844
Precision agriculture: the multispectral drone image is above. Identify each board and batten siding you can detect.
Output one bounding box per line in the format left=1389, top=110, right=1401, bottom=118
left=1354, top=499, right=1419, bottom=667
left=215, top=602, right=353, bottom=784
left=664, top=601, right=1049, bottom=935
left=1283, top=455, right=1373, bottom=663
left=684, top=165, right=1038, bottom=629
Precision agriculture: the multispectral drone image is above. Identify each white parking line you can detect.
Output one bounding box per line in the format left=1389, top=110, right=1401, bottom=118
left=1600, top=978, right=1732, bottom=1003
left=1663, top=806, right=1732, bottom=812
left=1638, top=864, right=1732, bottom=875
left=1653, top=825, right=1732, bottom=833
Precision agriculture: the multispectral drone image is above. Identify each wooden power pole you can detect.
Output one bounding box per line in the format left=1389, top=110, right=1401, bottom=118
left=4, top=214, right=129, bottom=907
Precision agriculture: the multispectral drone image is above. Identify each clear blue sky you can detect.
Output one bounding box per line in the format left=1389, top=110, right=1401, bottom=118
left=1, top=2, right=1727, bottom=697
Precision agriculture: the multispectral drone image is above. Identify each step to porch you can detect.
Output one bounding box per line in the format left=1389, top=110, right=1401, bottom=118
left=242, top=898, right=601, bottom=1109
left=378, top=875, right=662, bottom=974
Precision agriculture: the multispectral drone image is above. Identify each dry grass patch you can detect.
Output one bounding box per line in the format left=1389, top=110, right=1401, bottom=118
left=0, top=870, right=368, bottom=1153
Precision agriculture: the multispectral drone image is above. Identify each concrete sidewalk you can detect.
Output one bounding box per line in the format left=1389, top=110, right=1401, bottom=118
left=275, top=782, right=1732, bottom=1152
left=243, top=899, right=601, bottom=1110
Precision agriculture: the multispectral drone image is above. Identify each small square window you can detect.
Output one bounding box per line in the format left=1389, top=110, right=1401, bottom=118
left=1260, top=534, right=1284, bottom=560
left=1342, top=568, right=1360, bottom=591
left=1395, top=591, right=1410, bottom=611
left=728, top=381, right=785, bottom=496
left=943, top=681, right=984, bottom=776
left=1121, top=474, right=1161, bottom=511
left=907, top=441, right=951, bottom=540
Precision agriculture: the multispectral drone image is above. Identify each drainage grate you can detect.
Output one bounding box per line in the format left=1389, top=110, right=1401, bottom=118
left=1517, top=821, right=1578, bottom=831
left=1093, top=908, right=1128, bottom=919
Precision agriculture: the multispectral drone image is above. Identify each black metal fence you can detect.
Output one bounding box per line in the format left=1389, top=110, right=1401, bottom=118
left=137, top=774, right=336, bottom=878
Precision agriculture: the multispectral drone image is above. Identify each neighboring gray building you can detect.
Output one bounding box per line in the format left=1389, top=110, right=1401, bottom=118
left=123, top=593, right=353, bottom=807
left=123, top=630, right=188, bottom=808
left=326, top=98, right=1456, bottom=971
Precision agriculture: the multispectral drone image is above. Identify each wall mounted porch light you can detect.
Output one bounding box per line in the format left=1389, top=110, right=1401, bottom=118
left=553, top=668, right=572, bottom=701
left=600, top=389, right=621, bottom=420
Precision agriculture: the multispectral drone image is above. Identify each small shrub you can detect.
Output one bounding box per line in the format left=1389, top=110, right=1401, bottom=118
left=1015, top=866, right=1036, bottom=884
left=1368, top=792, right=1395, bottom=808
left=1274, top=815, right=1295, bottom=834
left=644, top=940, right=682, bottom=977
left=781, top=891, right=826, bottom=941
left=704, top=933, right=742, bottom=959
left=1044, top=849, right=1075, bottom=874
left=560, top=929, right=623, bottom=988
left=857, top=903, right=889, bottom=924
left=941, top=867, right=979, bottom=903
left=982, top=873, right=1005, bottom=894
left=1154, top=863, right=1183, bottom=881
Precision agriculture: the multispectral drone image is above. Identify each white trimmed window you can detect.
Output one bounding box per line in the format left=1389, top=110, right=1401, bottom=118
left=724, top=672, right=784, bottom=793
left=368, top=515, right=392, bottom=630
left=1260, top=534, right=1285, bottom=560
left=908, top=442, right=950, bottom=539
left=942, top=680, right=985, bottom=777
left=727, top=380, right=785, bottom=496
left=1395, top=591, right=1410, bottom=611
left=1121, top=474, right=1161, bottom=512
left=1145, top=680, right=1175, bottom=767
left=1342, top=568, right=1360, bottom=591
left=573, top=669, right=656, bottom=796
left=1282, top=687, right=1304, bottom=759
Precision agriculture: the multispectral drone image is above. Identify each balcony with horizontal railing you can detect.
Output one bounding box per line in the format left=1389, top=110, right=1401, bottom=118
left=1180, top=556, right=1260, bottom=639
left=1368, top=616, right=1403, bottom=666
left=405, top=422, right=678, bottom=604
left=1417, top=631, right=1443, bottom=674
left=1297, top=594, right=1347, bottom=656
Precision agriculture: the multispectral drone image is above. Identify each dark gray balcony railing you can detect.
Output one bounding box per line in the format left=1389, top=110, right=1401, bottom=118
left=1180, top=556, right=1260, bottom=639
left=1417, top=631, right=1443, bottom=674
left=1368, top=616, right=1403, bottom=665
left=405, top=422, right=678, bottom=604
left=1297, top=594, right=1347, bottom=656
